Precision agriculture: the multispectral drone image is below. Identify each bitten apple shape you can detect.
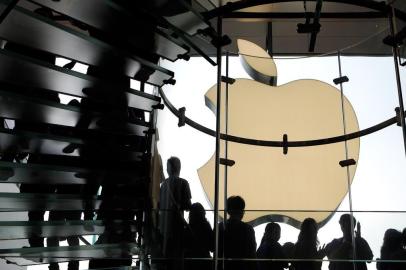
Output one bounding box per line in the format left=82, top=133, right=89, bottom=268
left=198, top=39, right=359, bottom=227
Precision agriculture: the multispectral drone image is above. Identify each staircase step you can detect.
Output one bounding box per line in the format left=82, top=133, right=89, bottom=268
left=0, top=220, right=136, bottom=240
left=0, top=242, right=138, bottom=266
left=0, top=128, right=144, bottom=159
left=0, top=128, right=80, bottom=157
left=0, top=191, right=147, bottom=211
left=0, top=89, right=150, bottom=136
left=0, top=50, right=162, bottom=110
left=0, top=158, right=148, bottom=184
left=0, top=3, right=175, bottom=87
left=160, top=0, right=211, bottom=36
left=22, top=0, right=189, bottom=62
left=0, top=125, right=148, bottom=154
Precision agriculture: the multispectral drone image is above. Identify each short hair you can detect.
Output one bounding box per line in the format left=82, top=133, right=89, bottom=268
left=189, top=203, right=206, bottom=224
left=167, top=156, right=181, bottom=176
left=226, top=196, right=245, bottom=214
left=339, top=214, right=356, bottom=227
left=265, top=222, right=281, bottom=241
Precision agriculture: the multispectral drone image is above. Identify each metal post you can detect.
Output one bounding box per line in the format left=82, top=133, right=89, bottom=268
left=389, top=6, right=406, bottom=156
left=337, top=51, right=357, bottom=270
left=213, top=15, right=223, bottom=270
left=222, top=50, right=230, bottom=270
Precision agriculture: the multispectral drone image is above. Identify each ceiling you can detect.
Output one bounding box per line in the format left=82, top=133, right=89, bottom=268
left=193, top=0, right=406, bottom=56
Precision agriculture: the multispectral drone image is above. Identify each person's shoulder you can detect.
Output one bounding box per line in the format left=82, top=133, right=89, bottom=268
left=178, top=177, right=190, bottom=184
left=326, top=237, right=343, bottom=249
left=328, top=237, right=342, bottom=244
left=160, top=178, right=169, bottom=188
left=355, top=237, right=368, bottom=243
left=356, top=237, right=371, bottom=247
left=242, top=221, right=255, bottom=233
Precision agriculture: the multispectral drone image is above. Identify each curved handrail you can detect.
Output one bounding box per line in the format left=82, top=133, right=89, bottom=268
left=159, top=87, right=405, bottom=148
left=203, top=0, right=406, bottom=22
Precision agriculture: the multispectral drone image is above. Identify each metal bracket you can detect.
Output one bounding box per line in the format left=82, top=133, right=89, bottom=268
left=395, top=107, right=402, bottom=126
left=220, top=158, right=235, bottom=167
left=221, top=76, right=236, bottom=85
left=339, top=158, right=356, bottom=167
left=333, top=76, right=349, bottom=85
left=152, top=103, right=164, bottom=110
left=63, top=61, right=76, bottom=70
left=383, top=26, right=406, bottom=47
left=178, top=107, right=186, bottom=127
left=178, top=53, right=190, bottom=61
left=163, top=78, right=176, bottom=85
left=143, top=128, right=156, bottom=135
left=283, top=134, right=288, bottom=155
left=297, top=22, right=321, bottom=33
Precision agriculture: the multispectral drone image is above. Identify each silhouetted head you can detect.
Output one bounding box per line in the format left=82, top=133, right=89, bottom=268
left=167, top=156, right=181, bottom=177
left=381, top=229, right=403, bottom=259
left=261, top=222, right=281, bottom=244
left=297, top=218, right=319, bottom=246
left=339, top=214, right=356, bottom=240
left=283, top=242, right=295, bottom=258
left=189, top=203, right=206, bottom=225
left=226, top=196, right=245, bottom=220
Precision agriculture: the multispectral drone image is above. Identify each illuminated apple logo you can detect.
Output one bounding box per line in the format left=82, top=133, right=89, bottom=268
left=198, top=39, right=360, bottom=227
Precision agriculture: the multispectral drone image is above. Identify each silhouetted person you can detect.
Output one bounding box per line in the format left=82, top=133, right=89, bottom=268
left=184, top=203, right=213, bottom=270
left=377, top=229, right=403, bottom=270
left=257, top=222, right=287, bottom=270
left=292, top=218, right=324, bottom=270
left=218, top=196, right=257, bottom=270
left=159, top=156, right=192, bottom=270
left=325, top=214, right=373, bottom=270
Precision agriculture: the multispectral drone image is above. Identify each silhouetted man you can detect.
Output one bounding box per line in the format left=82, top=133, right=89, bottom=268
left=219, top=196, right=257, bottom=270
left=159, top=156, right=192, bottom=270
left=325, top=214, right=373, bottom=270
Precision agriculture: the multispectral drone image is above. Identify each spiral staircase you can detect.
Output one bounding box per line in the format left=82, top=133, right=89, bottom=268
left=0, top=0, right=221, bottom=269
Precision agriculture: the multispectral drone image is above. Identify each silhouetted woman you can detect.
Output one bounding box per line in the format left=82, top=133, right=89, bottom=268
left=377, top=229, right=403, bottom=270
left=257, top=222, right=287, bottom=270
left=184, top=203, right=213, bottom=270
left=292, top=218, right=325, bottom=270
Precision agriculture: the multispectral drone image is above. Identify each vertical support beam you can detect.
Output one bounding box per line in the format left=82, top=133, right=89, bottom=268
left=222, top=51, right=230, bottom=269
left=309, top=0, right=323, bottom=52
left=266, top=22, right=273, bottom=55
left=337, top=51, right=357, bottom=270
left=213, top=15, right=222, bottom=270
left=389, top=6, right=406, bottom=156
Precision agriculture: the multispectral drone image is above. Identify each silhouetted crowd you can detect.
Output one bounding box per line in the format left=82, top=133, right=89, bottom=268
left=159, top=157, right=406, bottom=270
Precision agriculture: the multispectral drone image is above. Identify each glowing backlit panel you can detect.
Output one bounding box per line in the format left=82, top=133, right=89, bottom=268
left=198, top=39, right=360, bottom=227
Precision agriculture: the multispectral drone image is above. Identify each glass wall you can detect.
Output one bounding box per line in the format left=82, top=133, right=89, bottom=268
left=156, top=19, right=406, bottom=269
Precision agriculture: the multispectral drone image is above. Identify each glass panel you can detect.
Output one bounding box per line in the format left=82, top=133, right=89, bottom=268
left=0, top=243, right=138, bottom=266
left=156, top=13, right=406, bottom=270
left=0, top=192, right=100, bottom=211
left=0, top=220, right=135, bottom=240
